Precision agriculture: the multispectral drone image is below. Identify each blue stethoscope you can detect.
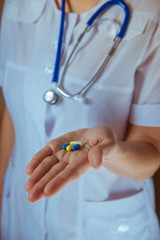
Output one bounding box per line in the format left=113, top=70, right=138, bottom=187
left=43, top=0, right=131, bottom=104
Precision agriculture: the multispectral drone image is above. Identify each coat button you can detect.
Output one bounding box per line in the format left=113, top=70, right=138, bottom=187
left=53, top=40, right=58, bottom=50
left=118, top=222, right=129, bottom=232
left=100, top=19, right=120, bottom=37
left=44, top=63, right=54, bottom=74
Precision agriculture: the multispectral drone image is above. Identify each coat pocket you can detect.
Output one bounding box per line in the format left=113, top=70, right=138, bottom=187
left=83, top=190, right=150, bottom=240
left=5, top=0, right=47, bottom=23
left=123, top=13, right=154, bottom=40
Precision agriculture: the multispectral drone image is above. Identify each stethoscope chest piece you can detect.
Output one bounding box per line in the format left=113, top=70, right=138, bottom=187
left=43, top=90, right=59, bottom=104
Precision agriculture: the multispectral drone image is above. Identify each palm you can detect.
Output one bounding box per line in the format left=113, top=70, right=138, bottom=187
left=25, top=126, right=116, bottom=203
left=25, top=137, right=91, bottom=203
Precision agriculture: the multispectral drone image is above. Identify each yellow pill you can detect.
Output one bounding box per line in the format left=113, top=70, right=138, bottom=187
left=70, top=141, right=77, bottom=145
left=66, top=144, right=73, bottom=151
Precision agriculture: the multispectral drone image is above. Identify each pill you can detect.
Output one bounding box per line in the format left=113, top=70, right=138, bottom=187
left=70, top=141, right=82, bottom=145
left=72, top=144, right=80, bottom=151
left=70, top=141, right=77, bottom=145
left=66, top=144, right=73, bottom=151
left=62, top=143, right=70, bottom=150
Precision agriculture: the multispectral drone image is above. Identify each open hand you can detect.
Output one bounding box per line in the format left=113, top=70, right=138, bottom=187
left=25, top=126, right=117, bottom=203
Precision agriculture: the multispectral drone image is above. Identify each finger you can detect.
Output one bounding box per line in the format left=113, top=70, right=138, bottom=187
left=25, top=155, right=58, bottom=192
left=26, top=145, right=52, bottom=176
left=27, top=160, right=69, bottom=203
left=44, top=152, right=90, bottom=197
left=26, top=128, right=86, bottom=176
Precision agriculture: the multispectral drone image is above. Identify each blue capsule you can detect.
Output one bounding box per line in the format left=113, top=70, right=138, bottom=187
left=72, top=144, right=80, bottom=151
left=62, top=143, right=70, bottom=150
left=62, top=141, right=82, bottom=151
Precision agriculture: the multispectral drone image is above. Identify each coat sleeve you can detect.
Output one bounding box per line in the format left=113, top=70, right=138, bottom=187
left=129, top=23, right=160, bottom=127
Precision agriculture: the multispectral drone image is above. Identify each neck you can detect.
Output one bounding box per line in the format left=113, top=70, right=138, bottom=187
left=56, top=0, right=101, bottom=13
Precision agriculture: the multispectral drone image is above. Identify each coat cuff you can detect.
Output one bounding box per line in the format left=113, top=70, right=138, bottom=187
left=129, top=104, right=160, bottom=127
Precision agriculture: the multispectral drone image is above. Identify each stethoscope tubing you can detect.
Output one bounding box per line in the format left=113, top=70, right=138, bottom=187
left=87, top=0, right=130, bottom=38
left=44, top=0, right=131, bottom=104
left=52, top=0, right=65, bottom=84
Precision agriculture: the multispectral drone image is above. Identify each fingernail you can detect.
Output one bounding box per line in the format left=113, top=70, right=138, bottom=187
left=92, top=159, right=98, bottom=167
left=26, top=167, right=30, bottom=175
left=28, top=192, right=34, bottom=203
left=91, top=157, right=101, bottom=169
left=43, top=187, right=48, bottom=196
left=25, top=182, right=30, bottom=192
left=44, top=186, right=50, bottom=197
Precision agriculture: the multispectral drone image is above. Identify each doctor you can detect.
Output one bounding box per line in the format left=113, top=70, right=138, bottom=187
left=0, top=0, right=160, bottom=239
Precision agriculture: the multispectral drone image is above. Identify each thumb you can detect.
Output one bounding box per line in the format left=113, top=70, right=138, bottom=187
left=88, top=145, right=103, bottom=169
left=88, top=138, right=116, bottom=169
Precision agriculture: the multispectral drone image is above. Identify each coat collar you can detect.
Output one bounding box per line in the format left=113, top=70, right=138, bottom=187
left=6, top=0, right=47, bottom=22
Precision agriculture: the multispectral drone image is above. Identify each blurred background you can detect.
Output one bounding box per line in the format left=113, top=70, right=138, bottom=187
left=0, top=0, right=159, bottom=221
left=0, top=0, right=4, bottom=125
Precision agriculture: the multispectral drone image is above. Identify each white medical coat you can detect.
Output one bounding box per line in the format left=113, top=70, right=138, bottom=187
left=0, top=0, right=160, bottom=239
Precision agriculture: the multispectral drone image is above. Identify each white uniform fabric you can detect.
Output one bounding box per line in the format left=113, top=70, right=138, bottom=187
left=0, top=0, right=160, bottom=239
